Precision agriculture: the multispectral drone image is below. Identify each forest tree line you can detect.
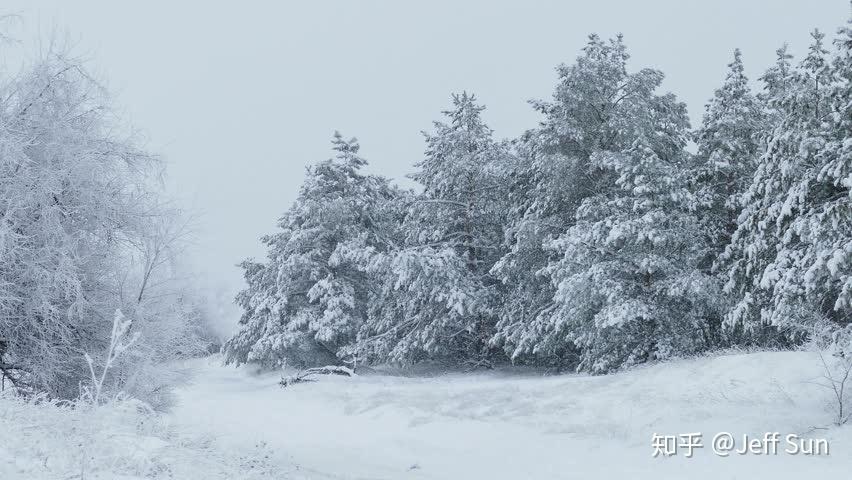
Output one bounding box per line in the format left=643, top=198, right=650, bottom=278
left=225, top=19, right=852, bottom=373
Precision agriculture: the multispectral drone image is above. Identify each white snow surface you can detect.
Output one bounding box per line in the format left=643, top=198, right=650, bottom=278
left=0, top=392, right=283, bottom=479
left=171, top=351, right=852, bottom=479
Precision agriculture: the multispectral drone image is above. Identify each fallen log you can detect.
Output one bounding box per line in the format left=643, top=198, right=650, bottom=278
left=279, top=365, right=356, bottom=388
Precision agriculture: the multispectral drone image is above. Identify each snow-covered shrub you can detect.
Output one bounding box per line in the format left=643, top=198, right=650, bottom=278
left=0, top=392, right=276, bottom=479
left=811, top=325, right=852, bottom=426
left=82, top=309, right=139, bottom=405
left=0, top=39, right=207, bottom=401
left=0, top=48, right=150, bottom=395
left=0, top=304, right=236, bottom=477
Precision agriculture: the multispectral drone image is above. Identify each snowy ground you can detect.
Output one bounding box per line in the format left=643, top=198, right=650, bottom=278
left=0, top=392, right=282, bottom=479
left=171, top=351, right=852, bottom=479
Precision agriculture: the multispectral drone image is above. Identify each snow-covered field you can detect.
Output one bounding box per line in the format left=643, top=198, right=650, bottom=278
left=3, top=351, right=849, bottom=479
left=169, top=351, right=851, bottom=479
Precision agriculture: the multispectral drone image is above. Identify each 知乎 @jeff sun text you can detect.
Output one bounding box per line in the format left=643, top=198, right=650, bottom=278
left=651, top=432, right=830, bottom=457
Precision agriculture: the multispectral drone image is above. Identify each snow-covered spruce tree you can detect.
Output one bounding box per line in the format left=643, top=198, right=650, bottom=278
left=721, top=27, right=851, bottom=339
left=492, top=35, right=643, bottom=364
left=223, top=133, right=400, bottom=368
left=715, top=46, right=795, bottom=341
left=543, top=107, right=724, bottom=373
left=493, top=34, right=718, bottom=369
left=688, top=49, right=768, bottom=344
left=693, top=49, right=767, bottom=261
left=357, top=93, right=511, bottom=366
left=760, top=45, right=795, bottom=127
left=489, top=136, right=571, bottom=366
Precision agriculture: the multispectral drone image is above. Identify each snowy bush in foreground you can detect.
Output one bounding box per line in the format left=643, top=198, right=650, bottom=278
left=1, top=307, right=263, bottom=479
left=0, top=393, right=276, bottom=479
left=812, top=325, right=852, bottom=426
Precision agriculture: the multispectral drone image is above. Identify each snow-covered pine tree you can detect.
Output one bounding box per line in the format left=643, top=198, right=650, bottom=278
left=488, top=137, right=565, bottom=364
left=693, top=49, right=767, bottom=260
left=493, top=34, right=714, bottom=369
left=223, top=133, right=399, bottom=368
left=721, top=27, right=851, bottom=339
left=689, top=49, right=767, bottom=344
left=760, top=45, right=795, bottom=126
left=409, top=93, right=508, bottom=274
left=357, top=93, right=511, bottom=366
left=540, top=96, right=723, bottom=373
left=492, top=35, right=639, bottom=364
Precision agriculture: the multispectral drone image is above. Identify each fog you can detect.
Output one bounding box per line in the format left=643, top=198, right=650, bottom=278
left=3, top=0, right=848, bottom=333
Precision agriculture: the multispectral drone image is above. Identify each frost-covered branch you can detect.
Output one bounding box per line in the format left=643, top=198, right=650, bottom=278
left=82, top=309, right=139, bottom=404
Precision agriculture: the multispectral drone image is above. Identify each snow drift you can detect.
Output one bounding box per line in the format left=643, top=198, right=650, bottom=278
left=172, top=351, right=852, bottom=479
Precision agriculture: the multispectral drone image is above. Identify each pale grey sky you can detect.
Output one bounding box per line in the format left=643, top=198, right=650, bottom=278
left=3, top=1, right=850, bottom=322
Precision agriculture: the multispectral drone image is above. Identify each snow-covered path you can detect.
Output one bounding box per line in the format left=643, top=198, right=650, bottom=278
left=172, top=352, right=852, bottom=479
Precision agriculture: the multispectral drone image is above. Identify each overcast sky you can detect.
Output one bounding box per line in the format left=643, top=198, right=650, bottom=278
left=3, top=1, right=850, bottom=326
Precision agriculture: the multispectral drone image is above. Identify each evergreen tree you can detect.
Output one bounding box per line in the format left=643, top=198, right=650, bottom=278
left=489, top=138, right=565, bottom=364
left=721, top=29, right=849, bottom=338
left=224, top=19, right=852, bottom=374
left=760, top=45, right=795, bottom=124
left=223, top=133, right=398, bottom=368
left=494, top=34, right=710, bottom=369
left=689, top=50, right=768, bottom=343
left=537, top=98, right=721, bottom=373
left=493, top=35, right=639, bottom=363
left=409, top=92, right=508, bottom=275
left=692, top=49, right=767, bottom=263
left=358, top=94, right=510, bottom=365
